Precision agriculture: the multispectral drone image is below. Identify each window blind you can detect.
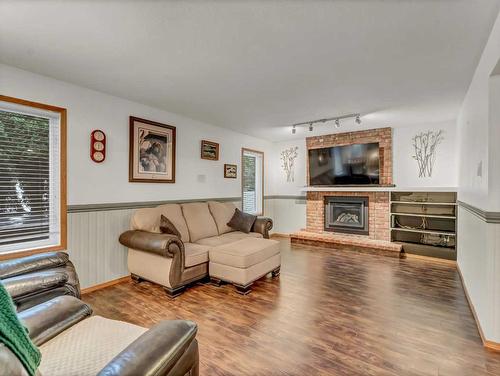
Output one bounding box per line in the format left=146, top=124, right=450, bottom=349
left=0, top=110, right=51, bottom=247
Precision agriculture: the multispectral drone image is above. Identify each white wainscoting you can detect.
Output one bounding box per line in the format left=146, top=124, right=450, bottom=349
left=68, top=209, right=133, bottom=289
left=457, top=205, right=500, bottom=344
left=67, top=199, right=242, bottom=289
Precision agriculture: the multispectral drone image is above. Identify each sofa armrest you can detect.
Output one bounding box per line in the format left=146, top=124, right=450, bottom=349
left=0, top=252, right=69, bottom=279
left=252, top=217, right=273, bottom=239
left=119, top=230, right=184, bottom=258
left=18, top=295, right=93, bottom=346
left=3, top=271, right=69, bottom=300
left=97, top=320, right=198, bottom=376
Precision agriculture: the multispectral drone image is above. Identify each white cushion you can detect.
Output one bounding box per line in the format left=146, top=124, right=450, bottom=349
left=156, top=204, right=190, bottom=242
left=209, top=238, right=280, bottom=268
left=208, top=201, right=237, bottom=235
left=181, top=202, right=219, bottom=242
left=39, top=316, right=147, bottom=376
left=184, top=243, right=209, bottom=267
left=196, top=231, right=263, bottom=247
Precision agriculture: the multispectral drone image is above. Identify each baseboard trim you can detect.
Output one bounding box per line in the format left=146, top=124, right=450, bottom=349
left=270, top=233, right=290, bottom=238
left=457, top=264, right=500, bottom=352
left=402, top=253, right=457, bottom=266
left=81, top=275, right=131, bottom=295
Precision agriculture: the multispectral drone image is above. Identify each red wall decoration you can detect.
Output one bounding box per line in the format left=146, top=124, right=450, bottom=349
left=90, top=130, right=106, bottom=163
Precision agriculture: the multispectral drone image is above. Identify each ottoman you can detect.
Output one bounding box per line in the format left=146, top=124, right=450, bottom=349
left=209, top=238, right=281, bottom=294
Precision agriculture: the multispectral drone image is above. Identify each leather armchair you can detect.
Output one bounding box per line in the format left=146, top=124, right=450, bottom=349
left=0, top=251, right=80, bottom=312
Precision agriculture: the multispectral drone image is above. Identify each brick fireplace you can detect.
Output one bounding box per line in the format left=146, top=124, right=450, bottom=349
left=290, top=127, right=401, bottom=253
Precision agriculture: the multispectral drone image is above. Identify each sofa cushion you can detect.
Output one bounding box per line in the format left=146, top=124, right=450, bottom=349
left=227, top=208, right=257, bottom=233
left=209, top=238, right=280, bottom=268
left=157, top=204, right=190, bottom=243
left=130, top=207, right=161, bottom=233
left=38, top=316, right=146, bottom=376
left=159, top=215, right=182, bottom=238
left=208, top=201, right=237, bottom=235
left=184, top=243, right=209, bottom=267
left=195, top=231, right=263, bottom=247
left=181, top=202, right=218, bottom=243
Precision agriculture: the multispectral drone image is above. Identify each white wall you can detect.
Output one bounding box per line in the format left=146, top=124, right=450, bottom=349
left=393, top=120, right=457, bottom=188
left=0, top=64, right=273, bottom=205
left=456, top=11, right=500, bottom=344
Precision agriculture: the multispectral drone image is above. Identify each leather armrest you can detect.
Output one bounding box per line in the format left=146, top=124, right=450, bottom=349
left=0, top=252, right=69, bottom=279
left=18, top=295, right=93, bottom=346
left=119, top=230, right=184, bottom=258
left=3, top=271, right=69, bottom=300
left=97, top=320, right=198, bottom=376
left=252, top=217, right=273, bottom=239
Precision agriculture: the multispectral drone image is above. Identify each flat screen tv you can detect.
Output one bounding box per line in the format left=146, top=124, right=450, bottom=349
left=308, top=142, right=380, bottom=186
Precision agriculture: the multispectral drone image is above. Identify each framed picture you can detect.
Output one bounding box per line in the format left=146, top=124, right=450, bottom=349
left=224, top=164, right=237, bottom=178
left=201, top=140, right=219, bottom=160
left=129, top=116, right=176, bottom=183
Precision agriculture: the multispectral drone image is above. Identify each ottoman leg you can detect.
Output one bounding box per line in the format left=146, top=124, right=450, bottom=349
left=164, top=285, right=185, bottom=298
left=210, top=277, right=222, bottom=287
left=271, top=266, right=281, bottom=278
left=234, top=283, right=253, bottom=295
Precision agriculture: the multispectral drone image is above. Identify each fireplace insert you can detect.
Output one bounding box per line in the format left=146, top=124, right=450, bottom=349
left=324, top=196, right=369, bottom=235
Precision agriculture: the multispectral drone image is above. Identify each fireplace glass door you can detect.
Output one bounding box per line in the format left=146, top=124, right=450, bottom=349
left=324, top=196, right=369, bottom=235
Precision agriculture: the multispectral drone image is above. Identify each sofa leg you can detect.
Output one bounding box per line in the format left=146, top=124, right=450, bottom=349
left=131, top=273, right=143, bottom=283
left=234, top=283, right=253, bottom=295
left=271, top=266, right=281, bottom=278
left=209, top=277, right=222, bottom=287
left=164, top=285, right=185, bottom=298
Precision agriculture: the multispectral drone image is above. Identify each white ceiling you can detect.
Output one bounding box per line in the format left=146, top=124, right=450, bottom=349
left=1, top=1, right=499, bottom=141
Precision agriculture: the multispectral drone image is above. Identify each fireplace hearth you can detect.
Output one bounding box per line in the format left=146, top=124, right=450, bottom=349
left=324, top=196, right=369, bottom=235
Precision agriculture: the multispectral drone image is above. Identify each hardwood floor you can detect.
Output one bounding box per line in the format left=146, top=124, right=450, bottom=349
left=83, top=239, right=500, bottom=376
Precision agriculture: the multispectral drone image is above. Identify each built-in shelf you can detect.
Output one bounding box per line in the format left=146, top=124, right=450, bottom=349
left=390, top=191, right=457, bottom=260
left=391, top=227, right=456, bottom=236
left=391, top=212, right=456, bottom=219
left=390, top=201, right=457, bottom=206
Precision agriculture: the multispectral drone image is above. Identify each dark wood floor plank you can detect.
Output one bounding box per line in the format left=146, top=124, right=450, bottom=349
left=83, top=239, right=500, bottom=376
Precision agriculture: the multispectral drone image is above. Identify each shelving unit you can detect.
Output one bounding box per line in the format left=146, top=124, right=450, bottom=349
left=390, top=191, right=457, bottom=261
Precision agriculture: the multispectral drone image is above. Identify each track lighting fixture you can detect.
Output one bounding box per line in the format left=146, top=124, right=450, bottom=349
left=291, top=113, right=361, bottom=133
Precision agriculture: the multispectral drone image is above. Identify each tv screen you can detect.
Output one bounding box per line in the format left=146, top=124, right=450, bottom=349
left=308, top=143, right=380, bottom=186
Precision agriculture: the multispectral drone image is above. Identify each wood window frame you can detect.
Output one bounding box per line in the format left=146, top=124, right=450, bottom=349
left=0, top=95, right=67, bottom=260
left=241, top=147, right=264, bottom=216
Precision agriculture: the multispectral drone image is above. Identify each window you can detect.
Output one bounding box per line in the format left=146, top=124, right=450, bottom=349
left=0, top=96, right=66, bottom=258
left=241, top=148, right=264, bottom=215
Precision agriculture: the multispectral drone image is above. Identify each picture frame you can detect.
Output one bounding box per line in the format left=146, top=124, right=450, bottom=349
left=224, top=164, right=237, bottom=178
left=129, top=116, right=176, bottom=183
left=201, top=140, right=219, bottom=160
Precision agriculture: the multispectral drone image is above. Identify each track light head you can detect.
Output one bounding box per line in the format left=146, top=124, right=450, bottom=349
left=355, top=115, right=361, bottom=124
left=308, top=123, right=313, bottom=132
left=292, top=125, right=296, bottom=134
left=334, top=119, right=340, bottom=128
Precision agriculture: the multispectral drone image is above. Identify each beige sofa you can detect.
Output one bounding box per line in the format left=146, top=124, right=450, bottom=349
left=119, top=201, right=278, bottom=296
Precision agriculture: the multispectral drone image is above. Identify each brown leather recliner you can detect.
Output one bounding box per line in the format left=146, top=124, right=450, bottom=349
left=0, top=251, right=80, bottom=312
left=0, top=252, right=199, bottom=376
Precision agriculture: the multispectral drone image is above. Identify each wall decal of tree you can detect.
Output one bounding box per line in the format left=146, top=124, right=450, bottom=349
left=412, top=130, right=444, bottom=177
left=280, top=146, right=299, bottom=183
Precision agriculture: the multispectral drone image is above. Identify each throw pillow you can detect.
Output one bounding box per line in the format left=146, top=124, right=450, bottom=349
left=227, top=208, right=257, bottom=234
left=159, top=215, right=182, bottom=238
